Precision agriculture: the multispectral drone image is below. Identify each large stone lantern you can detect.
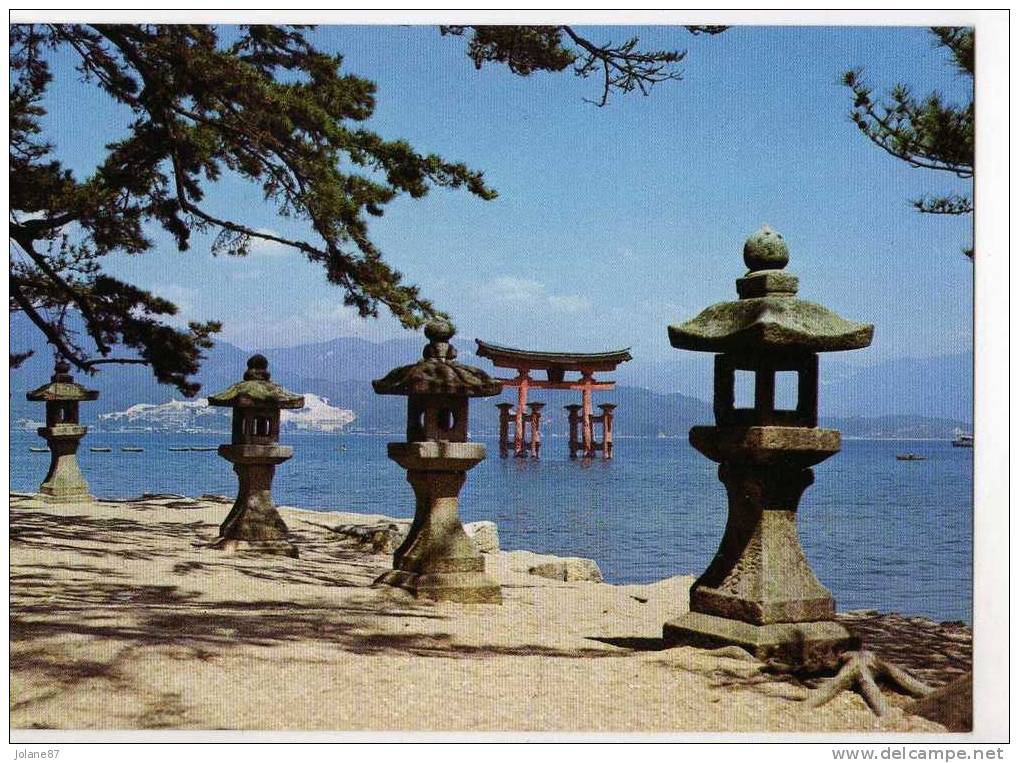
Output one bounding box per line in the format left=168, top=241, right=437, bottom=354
left=207, top=354, right=304, bottom=557
left=26, top=359, right=99, bottom=502
left=663, top=226, right=874, bottom=669
left=372, top=319, right=503, bottom=603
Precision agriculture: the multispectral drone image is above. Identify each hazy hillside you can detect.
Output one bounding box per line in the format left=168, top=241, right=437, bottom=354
left=617, top=350, right=972, bottom=424
left=820, top=353, right=972, bottom=422
left=823, top=415, right=970, bottom=440
left=11, top=313, right=970, bottom=437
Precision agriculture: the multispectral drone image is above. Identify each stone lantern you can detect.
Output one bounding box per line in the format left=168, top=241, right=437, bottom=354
left=372, top=319, right=503, bottom=603
left=26, top=359, right=99, bottom=502
left=663, top=225, right=874, bottom=669
left=207, top=354, right=305, bottom=557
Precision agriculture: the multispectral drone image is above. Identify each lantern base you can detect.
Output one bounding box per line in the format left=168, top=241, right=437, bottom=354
left=38, top=490, right=94, bottom=505
left=208, top=537, right=299, bottom=559
left=378, top=445, right=503, bottom=604
left=374, top=569, right=503, bottom=604
left=663, top=611, right=857, bottom=670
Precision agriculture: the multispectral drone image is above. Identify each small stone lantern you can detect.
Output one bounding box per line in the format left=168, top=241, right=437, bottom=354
left=26, top=359, right=99, bottom=502
left=372, top=319, right=503, bottom=603
left=207, top=354, right=305, bottom=557
left=663, top=226, right=874, bottom=669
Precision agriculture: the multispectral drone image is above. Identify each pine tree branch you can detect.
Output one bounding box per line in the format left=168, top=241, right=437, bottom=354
left=9, top=230, right=112, bottom=356
left=913, top=194, right=973, bottom=215
left=855, top=107, right=972, bottom=176
left=685, top=26, right=730, bottom=36
left=561, top=26, right=684, bottom=107
left=9, top=275, right=91, bottom=371
left=10, top=350, right=34, bottom=368
left=82, top=357, right=150, bottom=367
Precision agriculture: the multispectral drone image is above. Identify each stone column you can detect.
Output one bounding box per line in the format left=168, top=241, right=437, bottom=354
left=36, top=424, right=92, bottom=503
left=212, top=444, right=298, bottom=557
left=377, top=442, right=502, bottom=603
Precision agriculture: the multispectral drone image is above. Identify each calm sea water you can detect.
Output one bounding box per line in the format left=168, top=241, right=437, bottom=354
left=9, top=430, right=973, bottom=623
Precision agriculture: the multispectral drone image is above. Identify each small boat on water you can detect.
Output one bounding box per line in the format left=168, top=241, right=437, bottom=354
left=896, top=454, right=927, bottom=461
left=168, top=447, right=190, bottom=452
left=952, top=432, right=973, bottom=448
left=189, top=446, right=218, bottom=452
left=121, top=447, right=144, bottom=453
left=90, top=447, right=112, bottom=453
left=29, top=447, right=49, bottom=453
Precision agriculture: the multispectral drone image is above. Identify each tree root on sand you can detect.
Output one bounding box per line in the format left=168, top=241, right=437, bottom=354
left=805, top=650, right=934, bottom=717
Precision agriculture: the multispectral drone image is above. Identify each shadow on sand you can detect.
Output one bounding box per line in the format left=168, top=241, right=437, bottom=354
left=10, top=505, right=625, bottom=672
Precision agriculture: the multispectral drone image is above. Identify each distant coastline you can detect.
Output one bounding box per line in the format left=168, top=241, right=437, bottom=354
left=12, top=428, right=970, bottom=443
left=14, top=406, right=971, bottom=442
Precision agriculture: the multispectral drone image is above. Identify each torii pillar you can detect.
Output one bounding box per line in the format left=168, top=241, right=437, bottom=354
left=514, top=371, right=530, bottom=457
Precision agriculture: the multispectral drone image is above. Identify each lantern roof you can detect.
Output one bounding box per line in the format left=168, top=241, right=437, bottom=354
left=373, top=320, right=502, bottom=398
left=475, top=340, right=632, bottom=372
left=208, top=355, right=305, bottom=409
left=668, top=226, right=874, bottom=354
left=26, top=360, right=99, bottom=402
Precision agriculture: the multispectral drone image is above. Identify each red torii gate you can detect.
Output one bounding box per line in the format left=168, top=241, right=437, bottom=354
left=475, top=340, right=633, bottom=459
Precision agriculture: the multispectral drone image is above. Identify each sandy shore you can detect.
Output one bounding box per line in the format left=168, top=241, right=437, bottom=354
left=10, top=492, right=963, bottom=733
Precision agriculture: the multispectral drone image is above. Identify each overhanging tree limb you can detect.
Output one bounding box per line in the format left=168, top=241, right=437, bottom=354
left=10, top=231, right=111, bottom=356
left=440, top=25, right=715, bottom=107
left=11, top=23, right=504, bottom=393
left=842, top=27, right=973, bottom=259
left=10, top=275, right=90, bottom=370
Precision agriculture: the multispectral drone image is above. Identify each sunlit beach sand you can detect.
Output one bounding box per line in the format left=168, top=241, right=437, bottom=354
left=9, top=492, right=968, bottom=732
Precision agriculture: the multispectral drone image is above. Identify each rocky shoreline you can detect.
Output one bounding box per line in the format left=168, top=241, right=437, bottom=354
left=9, top=492, right=969, bottom=733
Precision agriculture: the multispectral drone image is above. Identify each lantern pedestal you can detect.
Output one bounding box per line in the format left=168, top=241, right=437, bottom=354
left=663, top=426, right=857, bottom=669
left=664, top=612, right=855, bottom=668
left=375, top=442, right=502, bottom=604
left=36, top=424, right=93, bottom=503
left=211, top=444, right=298, bottom=558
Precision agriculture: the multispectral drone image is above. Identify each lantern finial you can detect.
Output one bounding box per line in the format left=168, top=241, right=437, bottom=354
left=244, top=354, right=271, bottom=381
left=423, top=319, right=457, bottom=361
left=743, top=225, right=789, bottom=272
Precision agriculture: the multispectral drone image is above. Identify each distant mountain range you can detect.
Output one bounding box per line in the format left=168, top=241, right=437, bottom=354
left=9, top=313, right=971, bottom=439
left=615, top=351, right=972, bottom=422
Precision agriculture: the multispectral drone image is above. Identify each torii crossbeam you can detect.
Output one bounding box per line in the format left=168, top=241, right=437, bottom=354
left=475, top=340, right=633, bottom=459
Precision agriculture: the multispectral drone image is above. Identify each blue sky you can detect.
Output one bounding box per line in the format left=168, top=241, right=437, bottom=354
left=35, top=24, right=973, bottom=366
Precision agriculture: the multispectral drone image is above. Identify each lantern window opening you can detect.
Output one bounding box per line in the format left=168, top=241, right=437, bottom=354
left=407, top=401, right=427, bottom=442
left=774, top=371, right=799, bottom=411
left=437, top=408, right=456, bottom=433
left=733, top=370, right=755, bottom=408
left=714, top=352, right=819, bottom=427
